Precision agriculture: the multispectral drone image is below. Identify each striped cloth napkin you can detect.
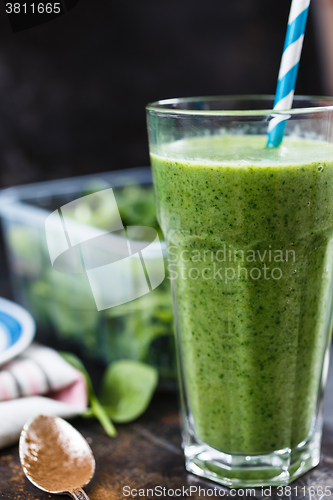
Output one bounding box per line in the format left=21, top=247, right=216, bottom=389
left=0, top=343, right=87, bottom=449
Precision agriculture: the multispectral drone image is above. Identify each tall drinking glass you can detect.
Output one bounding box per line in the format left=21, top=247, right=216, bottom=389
left=146, top=96, right=333, bottom=487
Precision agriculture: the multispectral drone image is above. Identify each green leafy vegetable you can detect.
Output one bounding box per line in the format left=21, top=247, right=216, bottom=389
left=99, top=360, right=158, bottom=423
left=60, top=351, right=117, bottom=437
left=8, top=183, right=176, bottom=385
left=60, top=353, right=159, bottom=435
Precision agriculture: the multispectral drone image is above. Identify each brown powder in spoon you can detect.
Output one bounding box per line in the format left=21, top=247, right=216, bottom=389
left=21, top=415, right=94, bottom=493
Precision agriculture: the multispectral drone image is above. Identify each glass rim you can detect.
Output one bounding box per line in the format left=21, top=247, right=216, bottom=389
left=146, top=95, right=333, bottom=117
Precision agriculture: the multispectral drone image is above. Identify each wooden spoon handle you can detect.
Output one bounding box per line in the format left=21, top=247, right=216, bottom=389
left=68, top=488, right=91, bottom=500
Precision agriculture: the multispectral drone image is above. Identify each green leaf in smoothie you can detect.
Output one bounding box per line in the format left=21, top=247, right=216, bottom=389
left=99, top=360, right=158, bottom=423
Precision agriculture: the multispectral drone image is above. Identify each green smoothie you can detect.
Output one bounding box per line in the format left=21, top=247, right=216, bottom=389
left=151, top=135, right=333, bottom=455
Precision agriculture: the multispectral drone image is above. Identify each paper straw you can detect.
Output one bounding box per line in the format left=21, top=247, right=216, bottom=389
left=267, top=0, right=310, bottom=148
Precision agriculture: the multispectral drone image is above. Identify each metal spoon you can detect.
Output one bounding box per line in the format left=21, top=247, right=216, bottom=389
left=19, top=415, right=95, bottom=500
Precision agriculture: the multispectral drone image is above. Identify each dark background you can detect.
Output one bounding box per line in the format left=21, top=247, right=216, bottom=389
left=0, top=0, right=324, bottom=188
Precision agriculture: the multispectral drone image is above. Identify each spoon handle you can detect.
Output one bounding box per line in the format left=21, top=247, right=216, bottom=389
left=68, top=488, right=91, bottom=500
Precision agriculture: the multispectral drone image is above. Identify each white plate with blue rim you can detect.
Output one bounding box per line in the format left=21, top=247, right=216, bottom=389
left=0, top=297, right=35, bottom=366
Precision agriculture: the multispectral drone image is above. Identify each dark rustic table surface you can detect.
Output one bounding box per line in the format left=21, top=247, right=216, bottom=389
left=1, top=358, right=333, bottom=500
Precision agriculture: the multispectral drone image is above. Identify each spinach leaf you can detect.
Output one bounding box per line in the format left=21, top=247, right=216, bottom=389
left=99, top=360, right=158, bottom=423
left=60, top=351, right=117, bottom=437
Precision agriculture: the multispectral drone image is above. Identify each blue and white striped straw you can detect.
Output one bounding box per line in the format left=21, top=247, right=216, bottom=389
left=267, top=0, right=310, bottom=148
